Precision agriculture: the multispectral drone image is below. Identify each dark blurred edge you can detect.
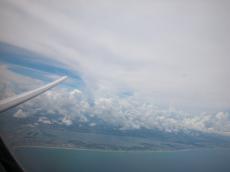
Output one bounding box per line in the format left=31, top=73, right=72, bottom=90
left=0, top=136, right=24, bottom=172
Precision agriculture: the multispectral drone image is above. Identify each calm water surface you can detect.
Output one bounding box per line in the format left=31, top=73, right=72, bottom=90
left=15, top=147, right=230, bottom=172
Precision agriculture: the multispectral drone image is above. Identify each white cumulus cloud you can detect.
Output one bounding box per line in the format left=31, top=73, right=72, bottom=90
left=13, top=109, right=28, bottom=118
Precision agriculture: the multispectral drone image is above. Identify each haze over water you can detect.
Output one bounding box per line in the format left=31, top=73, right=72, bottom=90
left=15, top=147, right=230, bottom=172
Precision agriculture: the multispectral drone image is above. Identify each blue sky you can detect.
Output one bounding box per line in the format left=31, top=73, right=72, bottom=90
left=0, top=0, right=230, bottom=135
left=0, top=42, right=85, bottom=88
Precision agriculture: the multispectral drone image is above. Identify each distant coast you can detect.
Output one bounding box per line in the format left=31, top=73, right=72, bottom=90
left=13, top=144, right=225, bottom=153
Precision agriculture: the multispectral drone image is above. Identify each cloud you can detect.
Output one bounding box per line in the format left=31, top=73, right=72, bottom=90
left=89, top=122, right=96, bottom=127
left=13, top=109, right=28, bottom=118
left=0, top=0, right=230, bottom=112
left=32, top=88, right=230, bottom=135
left=0, top=65, right=43, bottom=97
left=38, top=116, right=52, bottom=125
left=61, top=115, right=73, bottom=126
left=1, top=64, right=230, bottom=135
left=0, top=1, right=230, bottom=137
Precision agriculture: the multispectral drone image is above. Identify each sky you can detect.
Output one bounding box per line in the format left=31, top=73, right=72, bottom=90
left=0, top=0, right=230, bottom=135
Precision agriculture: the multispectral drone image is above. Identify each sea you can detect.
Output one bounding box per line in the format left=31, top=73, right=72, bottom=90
left=14, top=147, right=230, bottom=172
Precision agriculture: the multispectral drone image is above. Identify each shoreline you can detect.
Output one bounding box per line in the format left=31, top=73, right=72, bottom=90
left=13, top=145, right=230, bottom=153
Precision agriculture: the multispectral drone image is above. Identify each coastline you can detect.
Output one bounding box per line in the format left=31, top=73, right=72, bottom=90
left=13, top=145, right=229, bottom=153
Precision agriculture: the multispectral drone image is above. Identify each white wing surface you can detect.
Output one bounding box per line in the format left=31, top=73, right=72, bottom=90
left=0, top=76, right=67, bottom=113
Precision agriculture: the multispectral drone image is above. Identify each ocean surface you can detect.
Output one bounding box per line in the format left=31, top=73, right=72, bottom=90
left=15, top=147, right=230, bottom=172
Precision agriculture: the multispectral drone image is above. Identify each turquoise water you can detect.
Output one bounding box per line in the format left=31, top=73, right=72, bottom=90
left=15, top=147, right=230, bottom=172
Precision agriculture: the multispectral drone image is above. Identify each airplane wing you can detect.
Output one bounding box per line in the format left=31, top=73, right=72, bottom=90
left=0, top=76, right=67, bottom=113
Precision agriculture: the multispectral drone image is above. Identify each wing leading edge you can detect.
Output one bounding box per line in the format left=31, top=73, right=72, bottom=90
left=0, top=76, right=67, bottom=113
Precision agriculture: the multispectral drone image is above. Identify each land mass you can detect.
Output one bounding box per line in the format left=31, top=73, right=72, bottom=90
left=1, top=110, right=230, bottom=151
